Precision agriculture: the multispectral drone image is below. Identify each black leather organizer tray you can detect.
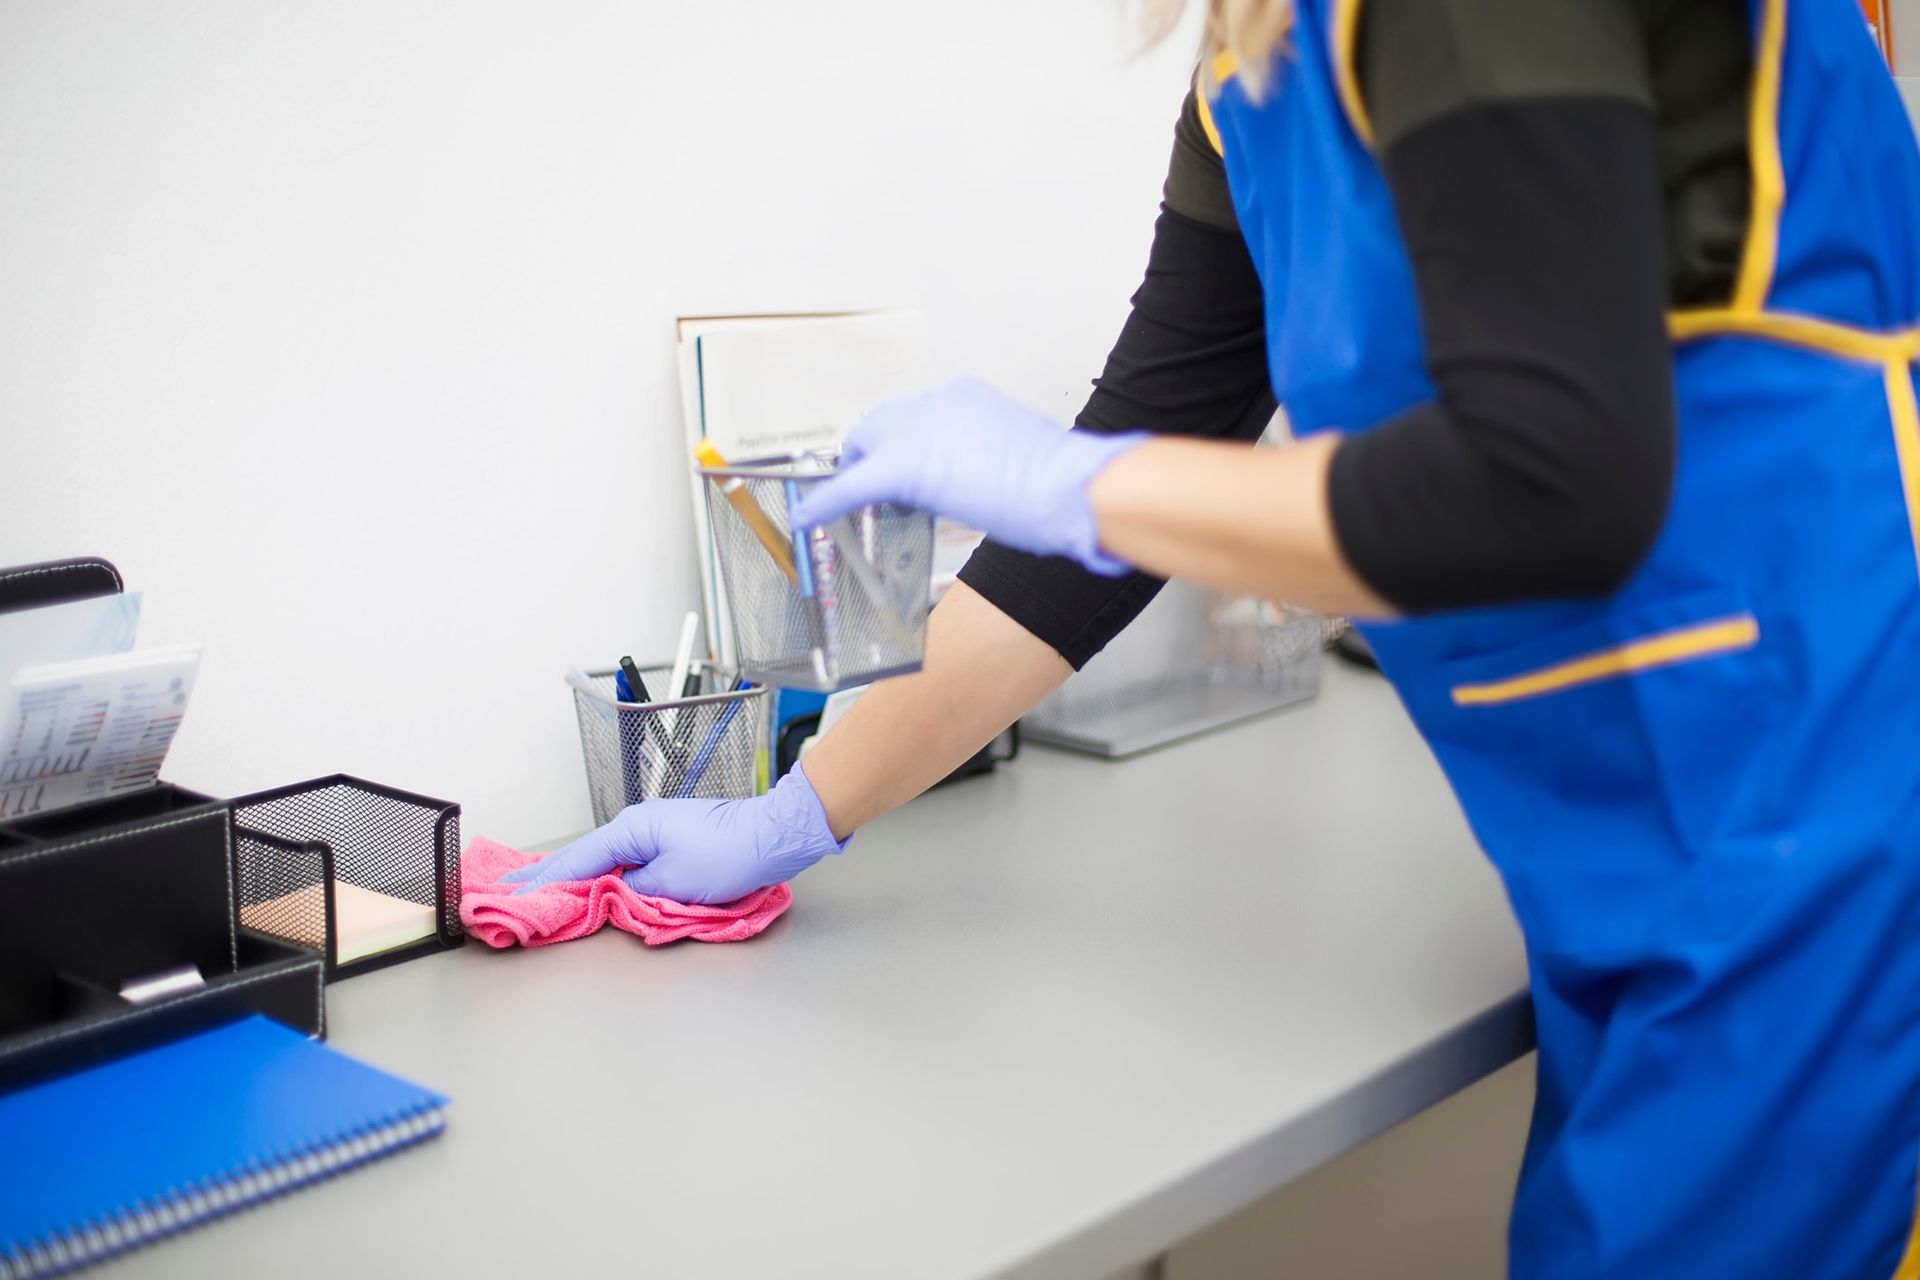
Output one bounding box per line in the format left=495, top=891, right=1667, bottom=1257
left=0, top=785, right=326, bottom=1094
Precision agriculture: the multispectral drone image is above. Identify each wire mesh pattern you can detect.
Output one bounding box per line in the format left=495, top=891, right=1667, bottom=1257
left=571, top=664, right=771, bottom=827
left=1025, top=601, right=1325, bottom=734
left=230, top=776, right=462, bottom=972
left=701, top=454, right=934, bottom=692
left=231, top=828, right=329, bottom=952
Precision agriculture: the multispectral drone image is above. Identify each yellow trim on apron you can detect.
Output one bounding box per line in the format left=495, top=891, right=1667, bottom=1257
left=1194, top=70, right=1225, bottom=157
left=1733, top=0, right=1789, bottom=312
left=1193, top=49, right=1239, bottom=158
left=1884, top=357, right=1920, bottom=588
left=1894, top=1180, right=1920, bottom=1280
left=1330, top=0, right=1375, bottom=148
left=1671, top=307, right=1920, bottom=590
left=1451, top=616, right=1760, bottom=708
left=1669, top=308, right=1920, bottom=363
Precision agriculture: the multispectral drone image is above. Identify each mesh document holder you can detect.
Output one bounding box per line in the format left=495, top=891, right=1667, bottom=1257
left=699, top=453, right=934, bottom=692
left=570, top=663, right=772, bottom=827
left=229, top=775, right=462, bottom=979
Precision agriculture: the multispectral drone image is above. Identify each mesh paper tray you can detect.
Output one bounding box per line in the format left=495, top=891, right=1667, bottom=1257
left=1023, top=591, right=1326, bottom=758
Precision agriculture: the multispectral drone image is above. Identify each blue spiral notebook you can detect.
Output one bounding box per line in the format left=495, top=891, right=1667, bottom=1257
left=0, top=1016, right=447, bottom=1278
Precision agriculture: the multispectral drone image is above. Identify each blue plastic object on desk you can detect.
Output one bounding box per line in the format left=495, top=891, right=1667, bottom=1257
left=775, top=687, right=830, bottom=724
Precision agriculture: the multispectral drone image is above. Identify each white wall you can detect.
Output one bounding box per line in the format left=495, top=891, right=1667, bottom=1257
left=0, top=1, right=1201, bottom=843
left=1894, top=0, right=1920, bottom=75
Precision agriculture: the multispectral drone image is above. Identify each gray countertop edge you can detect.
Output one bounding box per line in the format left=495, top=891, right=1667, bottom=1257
left=989, top=991, right=1537, bottom=1279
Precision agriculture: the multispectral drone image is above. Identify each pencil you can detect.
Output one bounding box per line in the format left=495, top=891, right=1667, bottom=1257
left=694, top=439, right=800, bottom=588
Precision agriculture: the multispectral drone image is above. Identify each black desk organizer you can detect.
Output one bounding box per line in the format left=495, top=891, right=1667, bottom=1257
left=229, top=775, right=464, bottom=980
left=0, top=785, right=326, bottom=1095
left=0, top=557, right=462, bottom=1103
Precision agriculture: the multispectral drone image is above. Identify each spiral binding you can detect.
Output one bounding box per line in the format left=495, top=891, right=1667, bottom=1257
left=0, top=1106, right=445, bottom=1279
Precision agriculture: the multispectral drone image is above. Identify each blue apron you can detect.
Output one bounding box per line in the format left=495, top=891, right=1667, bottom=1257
left=1203, top=1, right=1920, bottom=1274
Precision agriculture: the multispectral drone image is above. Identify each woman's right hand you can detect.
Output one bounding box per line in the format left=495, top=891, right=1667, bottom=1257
left=500, top=763, right=849, bottom=906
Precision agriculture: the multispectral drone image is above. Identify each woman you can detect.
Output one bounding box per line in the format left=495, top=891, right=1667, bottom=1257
left=511, top=1, right=1920, bottom=1273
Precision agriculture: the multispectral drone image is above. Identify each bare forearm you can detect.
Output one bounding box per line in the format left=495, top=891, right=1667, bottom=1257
left=801, top=581, right=1071, bottom=838
left=1087, top=435, right=1395, bottom=618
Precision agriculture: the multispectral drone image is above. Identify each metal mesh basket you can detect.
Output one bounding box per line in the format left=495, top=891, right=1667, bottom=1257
left=1023, top=588, right=1325, bottom=758
left=229, top=775, right=463, bottom=978
left=570, top=663, right=772, bottom=827
left=232, top=827, right=329, bottom=953
left=699, top=452, right=934, bottom=692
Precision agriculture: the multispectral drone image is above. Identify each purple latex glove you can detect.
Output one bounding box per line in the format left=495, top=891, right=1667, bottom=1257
left=789, top=378, right=1149, bottom=576
left=499, top=763, right=848, bottom=906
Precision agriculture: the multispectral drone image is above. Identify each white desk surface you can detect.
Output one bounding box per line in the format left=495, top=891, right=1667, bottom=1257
left=109, top=662, right=1531, bottom=1280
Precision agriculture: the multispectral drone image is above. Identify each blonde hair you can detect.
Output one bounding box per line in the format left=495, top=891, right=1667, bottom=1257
left=1141, top=0, right=1293, bottom=100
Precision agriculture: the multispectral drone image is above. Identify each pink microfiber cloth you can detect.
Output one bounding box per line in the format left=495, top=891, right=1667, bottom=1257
left=459, top=835, right=791, bottom=948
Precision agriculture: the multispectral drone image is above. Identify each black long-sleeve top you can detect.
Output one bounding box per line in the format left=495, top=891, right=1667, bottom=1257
left=959, top=0, right=1751, bottom=666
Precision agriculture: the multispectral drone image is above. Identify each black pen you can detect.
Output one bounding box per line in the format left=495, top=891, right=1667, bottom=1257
left=619, top=656, right=651, bottom=703
left=617, top=655, right=670, bottom=798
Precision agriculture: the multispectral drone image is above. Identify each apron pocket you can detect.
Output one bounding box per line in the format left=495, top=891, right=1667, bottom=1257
left=1419, top=592, right=1786, bottom=957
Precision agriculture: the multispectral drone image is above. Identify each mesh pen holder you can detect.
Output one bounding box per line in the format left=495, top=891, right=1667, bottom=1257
left=570, top=663, right=773, bottom=827
left=699, top=452, right=934, bottom=692
left=229, top=775, right=463, bottom=980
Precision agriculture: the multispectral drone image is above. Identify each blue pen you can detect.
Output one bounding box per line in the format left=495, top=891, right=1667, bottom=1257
left=786, top=479, right=816, bottom=599
left=672, top=680, right=750, bottom=798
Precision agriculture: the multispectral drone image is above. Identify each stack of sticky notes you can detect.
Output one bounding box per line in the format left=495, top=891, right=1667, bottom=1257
left=241, top=881, right=438, bottom=966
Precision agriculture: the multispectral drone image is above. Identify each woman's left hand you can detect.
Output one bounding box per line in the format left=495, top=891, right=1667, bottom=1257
left=790, top=378, right=1148, bottom=576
